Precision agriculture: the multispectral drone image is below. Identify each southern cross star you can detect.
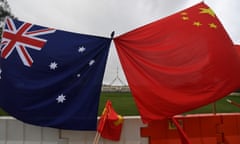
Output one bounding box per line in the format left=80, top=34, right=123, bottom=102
left=78, top=46, right=86, bottom=53
left=56, top=94, right=66, bottom=103
left=49, top=62, right=58, bottom=70
left=89, top=59, right=95, bottom=66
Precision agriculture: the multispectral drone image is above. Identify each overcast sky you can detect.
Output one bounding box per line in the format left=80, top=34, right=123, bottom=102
left=7, top=0, right=240, bottom=85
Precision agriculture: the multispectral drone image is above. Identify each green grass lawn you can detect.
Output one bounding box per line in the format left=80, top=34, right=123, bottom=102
left=1, top=92, right=240, bottom=116
left=98, top=92, right=139, bottom=115
left=184, top=94, right=240, bottom=114
left=98, top=92, right=240, bottom=116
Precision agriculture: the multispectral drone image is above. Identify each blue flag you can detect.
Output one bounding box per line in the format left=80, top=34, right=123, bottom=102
left=0, top=17, right=112, bottom=130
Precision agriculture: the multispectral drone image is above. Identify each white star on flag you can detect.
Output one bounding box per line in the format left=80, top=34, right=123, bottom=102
left=77, top=73, right=81, bottom=77
left=49, top=62, right=58, bottom=70
left=56, top=94, right=66, bottom=103
left=78, top=46, right=86, bottom=53
left=0, top=68, right=2, bottom=79
left=89, top=59, right=95, bottom=66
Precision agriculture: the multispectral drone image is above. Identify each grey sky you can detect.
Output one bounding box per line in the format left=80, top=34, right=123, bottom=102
left=7, top=0, right=240, bottom=85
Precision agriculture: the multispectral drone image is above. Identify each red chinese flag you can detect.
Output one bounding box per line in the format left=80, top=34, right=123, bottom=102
left=97, top=100, right=123, bottom=141
left=114, top=2, right=240, bottom=123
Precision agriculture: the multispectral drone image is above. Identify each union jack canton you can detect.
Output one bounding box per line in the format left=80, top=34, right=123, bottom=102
left=0, top=17, right=56, bottom=67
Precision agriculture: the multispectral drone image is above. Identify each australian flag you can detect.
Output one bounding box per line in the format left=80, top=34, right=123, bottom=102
left=0, top=17, right=112, bottom=130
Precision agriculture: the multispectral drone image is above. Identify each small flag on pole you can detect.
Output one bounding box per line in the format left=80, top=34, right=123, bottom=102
left=97, top=100, right=123, bottom=141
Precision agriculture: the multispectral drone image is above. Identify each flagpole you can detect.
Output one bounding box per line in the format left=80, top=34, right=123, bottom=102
left=226, top=99, right=240, bottom=108
left=212, top=102, right=217, bottom=114
left=93, top=100, right=111, bottom=144
left=93, top=132, right=101, bottom=144
left=111, top=31, right=115, bottom=39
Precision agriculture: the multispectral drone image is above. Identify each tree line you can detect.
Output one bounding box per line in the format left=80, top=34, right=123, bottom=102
left=0, top=0, right=15, bottom=39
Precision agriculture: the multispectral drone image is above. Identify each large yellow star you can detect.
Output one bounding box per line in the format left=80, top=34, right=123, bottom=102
left=114, top=115, right=124, bottom=126
left=199, top=7, right=215, bottom=17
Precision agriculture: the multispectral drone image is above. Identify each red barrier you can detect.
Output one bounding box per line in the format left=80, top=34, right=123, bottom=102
left=141, top=113, right=240, bottom=144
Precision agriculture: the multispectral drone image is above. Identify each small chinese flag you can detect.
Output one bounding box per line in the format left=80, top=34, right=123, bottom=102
left=97, top=100, right=124, bottom=141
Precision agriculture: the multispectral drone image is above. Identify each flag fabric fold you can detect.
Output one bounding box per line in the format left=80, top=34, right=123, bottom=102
left=114, top=2, right=240, bottom=123
left=97, top=100, right=123, bottom=141
left=0, top=17, right=112, bottom=130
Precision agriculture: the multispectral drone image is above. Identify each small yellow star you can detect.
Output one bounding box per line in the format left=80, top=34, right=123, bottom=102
left=182, top=16, right=189, bottom=20
left=193, top=21, right=202, bottom=27
left=199, top=7, right=215, bottom=17
left=209, top=23, right=217, bottom=29
left=181, top=12, right=188, bottom=15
